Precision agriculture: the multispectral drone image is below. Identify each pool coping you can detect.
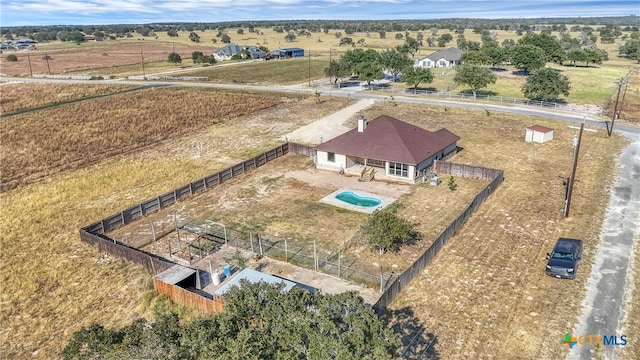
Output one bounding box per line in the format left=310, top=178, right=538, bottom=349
left=319, top=188, right=397, bottom=214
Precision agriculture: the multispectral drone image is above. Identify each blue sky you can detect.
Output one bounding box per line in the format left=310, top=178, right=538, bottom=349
left=2, top=0, right=638, bottom=27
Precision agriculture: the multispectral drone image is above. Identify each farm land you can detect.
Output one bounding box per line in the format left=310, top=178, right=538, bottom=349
left=0, top=22, right=639, bottom=359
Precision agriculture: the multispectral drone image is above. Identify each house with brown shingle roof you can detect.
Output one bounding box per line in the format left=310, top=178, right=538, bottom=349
left=314, top=115, right=460, bottom=183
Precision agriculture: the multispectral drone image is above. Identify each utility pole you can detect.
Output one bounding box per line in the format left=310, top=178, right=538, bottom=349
left=45, top=52, right=51, bottom=74
left=140, top=50, right=146, bottom=80
left=617, top=79, right=630, bottom=121
left=172, top=43, right=176, bottom=67
left=27, top=52, right=33, bottom=77
left=608, top=78, right=625, bottom=137
left=308, top=49, right=311, bottom=87
left=564, top=122, right=584, bottom=218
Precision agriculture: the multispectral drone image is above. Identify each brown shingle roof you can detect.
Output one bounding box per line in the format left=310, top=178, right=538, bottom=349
left=314, top=115, right=460, bottom=165
left=526, top=125, right=554, bottom=133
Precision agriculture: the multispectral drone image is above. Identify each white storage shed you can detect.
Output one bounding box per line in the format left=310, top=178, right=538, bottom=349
left=525, top=125, right=554, bottom=143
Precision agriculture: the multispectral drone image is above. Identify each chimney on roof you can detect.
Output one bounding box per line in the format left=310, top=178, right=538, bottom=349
left=357, top=115, right=367, bottom=132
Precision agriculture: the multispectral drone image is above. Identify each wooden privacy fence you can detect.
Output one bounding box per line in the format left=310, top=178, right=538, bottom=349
left=287, top=141, right=316, bottom=157
left=153, top=279, right=223, bottom=313
left=82, top=143, right=290, bottom=235
left=373, top=162, right=504, bottom=312
left=79, top=228, right=176, bottom=274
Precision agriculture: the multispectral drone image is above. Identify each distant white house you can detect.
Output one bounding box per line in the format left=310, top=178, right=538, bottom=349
left=415, top=48, right=463, bottom=68
left=212, top=44, right=266, bottom=61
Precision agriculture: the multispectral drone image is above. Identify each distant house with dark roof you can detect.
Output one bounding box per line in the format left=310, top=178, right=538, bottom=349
left=212, top=44, right=266, bottom=60
left=415, top=47, right=463, bottom=68
left=314, top=115, right=460, bottom=183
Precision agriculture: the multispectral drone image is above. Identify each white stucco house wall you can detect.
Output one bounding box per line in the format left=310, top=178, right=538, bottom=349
left=415, top=47, right=463, bottom=68
left=314, top=115, right=460, bottom=183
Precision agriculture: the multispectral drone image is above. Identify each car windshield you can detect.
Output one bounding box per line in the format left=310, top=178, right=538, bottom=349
left=552, top=252, right=573, bottom=260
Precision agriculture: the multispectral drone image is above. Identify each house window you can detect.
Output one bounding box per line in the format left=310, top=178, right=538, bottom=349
left=327, top=152, right=335, bottom=163
left=367, top=158, right=384, bottom=168
left=389, top=162, right=409, bottom=177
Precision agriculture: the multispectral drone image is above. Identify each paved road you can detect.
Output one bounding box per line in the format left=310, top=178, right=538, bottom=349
left=3, top=76, right=639, bottom=359
left=3, top=76, right=638, bottom=135
left=568, top=130, right=640, bottom=360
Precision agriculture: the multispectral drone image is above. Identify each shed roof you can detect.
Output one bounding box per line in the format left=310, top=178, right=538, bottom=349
left=314, top=115, right=460, bottom=165
left=214, top=268, right=297, bottom=297
left=154, top=265, right=196, bottom=285
left=526, top=125, right=554, bottom=133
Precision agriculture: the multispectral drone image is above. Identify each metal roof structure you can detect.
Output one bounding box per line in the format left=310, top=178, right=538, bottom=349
left=214, top=268, right=297, bottom=297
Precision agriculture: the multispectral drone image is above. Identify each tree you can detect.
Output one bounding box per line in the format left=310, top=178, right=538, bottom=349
left=339, top=37, right=353, bottom=46
left=400, top=66, right=434, bottom=88
left=460, top=50, right=491, bottom=65
left=378, top=30, right=386, bottom=39
left=379, top=49, right=412, bottom=82
left=324, top=59, right=351, bottom=85
left=355, top=61, right=384, bottom=86
left=404, top=36, right=419, bottom=58
left=342, top=48, right=380, bottom=71
left=191, top=51, right=216, bottom=64
left=583, top=48, right=603, bottom=67
left=447, top=176, right=458, bottom=191
left=481, top=44, right=506, bottom=67
left=510, top=44, right=546, bottom=73
left=619, top=38, right=640, bottom=63
left=518, top=32, right=564, bottom=62
left=284, top=30, right=296, bottom=42
left=395, top=33, right=403, bottom=40
left=362, top=204, right=420, bottom=254
left=522, top=67, right=570, bottom=101
left=237, top=28, right=244, bottom=35
left=437, top=33, right=453, bottom=47
left=63, top=284, right=400, bottom=359
left=221, top=34, right=231, bottom=43
left=167, top=29, right=178, bottom=37
left=167, top=52, right=182, bottom=64
left=188, top=32, right=200, bottom=43
left=567, top=48, right=587, bottom=66
left=453, top=64, right=497, bottom=97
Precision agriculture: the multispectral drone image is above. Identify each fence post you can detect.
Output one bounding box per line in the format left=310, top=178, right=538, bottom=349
left=285, top=238, right=288, bottom=262
left=174, top=212, right=180, bottom=242
left=258, top=234, right=263, bottom=257
left=338, top=250, right=341, bottom=278
left=125, top=233, right=129, bottom=246
left=209, top=260, right=213, bottom=278
left=380, top=265, right=384, bottom=293
left=151, top=222, right=157, bottom=242
left=250, top=232, right=254, bottom=253
left=314, top=240, right=317, bottom=271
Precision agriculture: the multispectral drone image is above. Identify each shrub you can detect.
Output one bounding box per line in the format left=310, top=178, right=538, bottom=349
left=6, top=54, right=17, bottom=62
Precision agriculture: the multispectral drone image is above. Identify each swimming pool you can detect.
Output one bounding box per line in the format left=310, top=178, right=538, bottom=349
left=335, top=191, right=381, bottom=207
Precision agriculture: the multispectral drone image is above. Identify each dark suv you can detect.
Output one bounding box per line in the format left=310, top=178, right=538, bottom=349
left=545, top=238, right=583, bottom=279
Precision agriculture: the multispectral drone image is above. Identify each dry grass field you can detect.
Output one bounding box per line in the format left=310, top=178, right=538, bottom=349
left=0, top=83, right=136, bottom=114
left=1, top=24, right=638, bottom=359
left=0, top=86, right=289, bottom=189
left=0, top=42, right=212, bottom=76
